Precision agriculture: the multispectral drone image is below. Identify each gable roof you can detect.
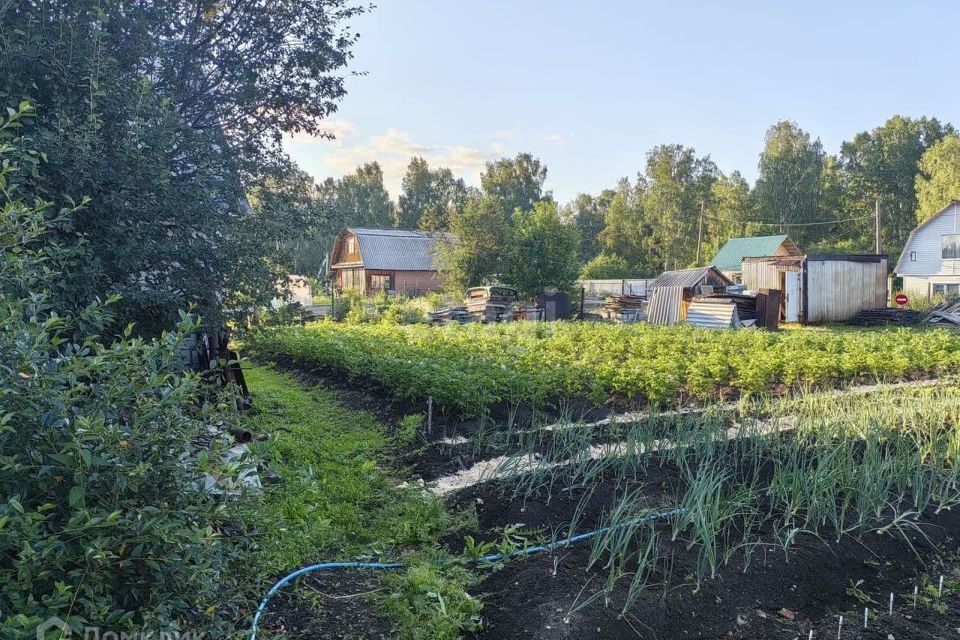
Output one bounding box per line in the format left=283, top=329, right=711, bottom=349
left=893, top=201, right=960, bottom=272
left=650, top=266, right=733, bottom=289
left=339, top=227, right=452, bottom=271
left=710, top=235, right=796, bottom=272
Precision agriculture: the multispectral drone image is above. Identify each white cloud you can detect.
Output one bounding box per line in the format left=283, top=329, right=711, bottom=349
left=297, top=127, right=501, bottom=197
left=545, top=132, right=567, bottom=146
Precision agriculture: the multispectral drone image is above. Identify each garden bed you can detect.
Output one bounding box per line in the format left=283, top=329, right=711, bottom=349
left=246, top=322, right=960, bottom=419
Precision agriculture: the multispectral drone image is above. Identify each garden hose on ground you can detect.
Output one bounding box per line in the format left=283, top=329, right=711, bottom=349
left=249, top=506, right=687, bottom=639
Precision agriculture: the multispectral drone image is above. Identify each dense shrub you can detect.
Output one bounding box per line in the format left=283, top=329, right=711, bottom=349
left=0, top=105, right=239, bottom=639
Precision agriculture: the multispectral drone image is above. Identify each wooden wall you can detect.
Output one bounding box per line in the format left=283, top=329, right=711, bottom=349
left=805, top=257, right=888, bottom=323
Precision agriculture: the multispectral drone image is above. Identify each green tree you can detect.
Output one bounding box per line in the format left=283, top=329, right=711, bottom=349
left=839, top=115, right=953, bottom=253
left=598, top=178, right=648, bottom=273
left=916, top=134, right=960, bottom=223
left=579, top=252, right=631, bottom=279
left=480, top=153, right=549, bottom=214
left=641, top=145, right=718, bottom=272
left=438, top=196, right=510, bottom=289
left=503, top=201, right=581, bottom=297
left=563, top=190, right=615, bottom=262
left=0, top=0, right=365, bottom=333
left=700, top=171, right=757, bottom=262
left=324, top=162, right=395, bottom=229
left=397, top=157, right=470, bottom=230
left=753, top=121, right=829, bottom=247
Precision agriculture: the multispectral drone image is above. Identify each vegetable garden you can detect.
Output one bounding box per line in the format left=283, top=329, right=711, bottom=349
left=248, top=321, right=960, bottom=414
left=247, top=320, right=960, bottom=639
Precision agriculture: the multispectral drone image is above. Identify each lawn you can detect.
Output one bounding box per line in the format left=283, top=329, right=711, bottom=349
left=247, top=321, right=960, bottom=415
left=234, top=365, right=480, bottom=639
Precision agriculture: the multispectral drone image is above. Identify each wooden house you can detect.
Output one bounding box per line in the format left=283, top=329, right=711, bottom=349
left=743, top=254, right=888, bottom=323
left=646, top=266, right=733, bottom=325
left=709, top=234, right=800, bottom=283
left=895, top=201, right=960, bottom=300
left=329, top=227, right=452, bottom=294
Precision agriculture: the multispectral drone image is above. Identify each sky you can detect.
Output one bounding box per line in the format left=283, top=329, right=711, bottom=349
left=285, top=0, right=960, bottom=205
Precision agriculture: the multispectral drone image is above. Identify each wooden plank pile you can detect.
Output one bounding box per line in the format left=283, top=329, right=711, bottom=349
left=850, top=308, right=922, bottom=327
left=429, top=306, right=470, bottom=325
left=602, top=294, right=647, bottom=322
left=924, top=298, right=960, bottom=326
left=464, top=286, right=518, bottom=322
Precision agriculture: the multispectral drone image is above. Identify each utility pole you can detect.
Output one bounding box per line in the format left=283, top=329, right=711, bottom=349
left=696, top=200, right=705, bottom=265
left=875, top=198, right=882, bottom=254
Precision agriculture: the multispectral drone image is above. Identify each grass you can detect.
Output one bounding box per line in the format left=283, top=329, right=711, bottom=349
left=234, top=365, right=479, bottom=639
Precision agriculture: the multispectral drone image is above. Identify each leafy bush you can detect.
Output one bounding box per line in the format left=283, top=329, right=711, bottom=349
left=0, top=105, right=238, bottom=639
left=381, top=559, right=482, bottom=640
left=580, top=252, right=631, bottom=280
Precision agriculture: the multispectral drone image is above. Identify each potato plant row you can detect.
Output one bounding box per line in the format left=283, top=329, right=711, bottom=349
left=247, top=322, right=960, bottom=415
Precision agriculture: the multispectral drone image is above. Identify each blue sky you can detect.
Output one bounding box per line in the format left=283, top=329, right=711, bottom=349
left=285, top=1, right=959, bottom=204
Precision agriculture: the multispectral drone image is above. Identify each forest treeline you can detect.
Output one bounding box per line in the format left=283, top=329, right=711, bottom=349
left=290, top=116, right=960, bottom=288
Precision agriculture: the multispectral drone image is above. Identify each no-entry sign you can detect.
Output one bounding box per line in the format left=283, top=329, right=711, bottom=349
left=895, top=293, right=909, bottom=306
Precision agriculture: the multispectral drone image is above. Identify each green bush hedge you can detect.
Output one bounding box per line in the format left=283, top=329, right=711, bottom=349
left=0, top=104, right=240, bottom=639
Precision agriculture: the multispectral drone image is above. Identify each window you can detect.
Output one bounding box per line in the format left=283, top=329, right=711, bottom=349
left=932, top=283, right=960, bottom=298
left=943, top=234, right=960, bottom=260
left=346, top=237, right=356, bottom=254
left=909, top=251, right=917, bottom=262
left=370, top=274, right=393, bottom=291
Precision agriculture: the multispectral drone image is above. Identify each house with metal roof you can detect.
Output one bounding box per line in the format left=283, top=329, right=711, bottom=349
left=895, top=201, right=960, bottom=300
left=329, top=227, right=453, bottom=294
left=709, top=235, right=800, bottom=282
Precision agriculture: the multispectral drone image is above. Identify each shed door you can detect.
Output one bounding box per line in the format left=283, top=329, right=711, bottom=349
left=784, top=271, right=800, bottom=323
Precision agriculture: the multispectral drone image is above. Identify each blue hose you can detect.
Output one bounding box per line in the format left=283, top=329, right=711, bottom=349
left=249, top=506, right=686, bottom=639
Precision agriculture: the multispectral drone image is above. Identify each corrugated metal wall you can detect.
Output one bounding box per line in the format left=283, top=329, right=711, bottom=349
left=742, top=259, right=783, bottom=290
left=647, top=286, right=685, bottom=325
left=805, top=258, right=888, bottom=323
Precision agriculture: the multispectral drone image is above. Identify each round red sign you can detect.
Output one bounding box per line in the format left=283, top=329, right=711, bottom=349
left=895, top=293, right=909, bottom=306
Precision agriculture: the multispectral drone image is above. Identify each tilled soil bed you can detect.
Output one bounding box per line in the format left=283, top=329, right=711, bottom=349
left=452, top=470, right=960, bottom=640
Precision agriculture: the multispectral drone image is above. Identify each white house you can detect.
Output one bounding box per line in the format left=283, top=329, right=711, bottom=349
left=895, top=201, right=960, bottom=299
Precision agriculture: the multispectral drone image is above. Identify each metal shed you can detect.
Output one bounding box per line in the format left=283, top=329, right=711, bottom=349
left=742, top=254, right=888, bottom=323
left=647, top=266, right=733, bottom=325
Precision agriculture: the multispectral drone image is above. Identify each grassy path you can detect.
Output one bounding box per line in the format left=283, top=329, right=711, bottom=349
left=235, top=364, right=480, bottom=639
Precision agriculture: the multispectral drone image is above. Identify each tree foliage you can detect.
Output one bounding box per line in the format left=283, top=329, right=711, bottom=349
left=0, top=0, right=364, bottom=333
left=579, top=252, right=631, bottom=280
left=504, top=201, right=581, bottom=297
left=439, top=196, right=510, bottom=290
left=0, top=105, right=240, bottom=639
left=916, top=134, right=960, bottom=224
left=397, top=157, right=469, bottom=230
left=480, top=153, right=550, bottom=214
left=839, top=116, right=953, bottom=253
left=753, top=121, right=830, bottom=246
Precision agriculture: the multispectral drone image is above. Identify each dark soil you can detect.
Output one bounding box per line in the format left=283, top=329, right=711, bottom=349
left=454, top=461, right=960, bottom=640
left=261, top=570, right=395, bottom=640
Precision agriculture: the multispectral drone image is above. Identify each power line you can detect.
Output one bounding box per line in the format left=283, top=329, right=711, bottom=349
left=697, top=211, right=874, bottom=227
